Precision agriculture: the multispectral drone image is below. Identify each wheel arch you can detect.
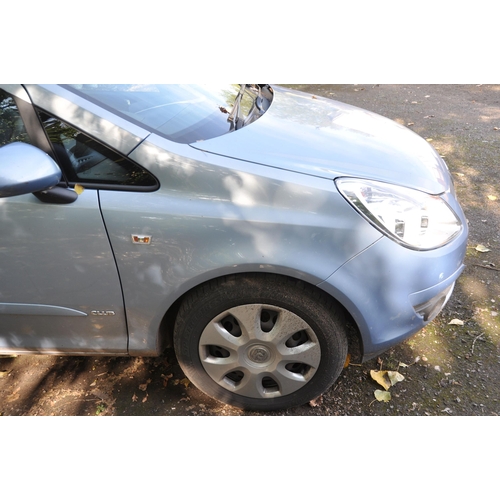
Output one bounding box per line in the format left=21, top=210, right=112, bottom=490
left=158, top=270, right=363, bottom=362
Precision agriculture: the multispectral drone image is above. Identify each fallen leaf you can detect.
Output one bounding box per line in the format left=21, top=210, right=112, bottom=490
left=343, top=353, right=351, bottom=368
left=488, top=195, right=497, bottom=201
left=387, top=371, right=405, bottom=386
left=74, top=184, right=85, bottom=195
left=475, top=244, right=491, bottom=253
left=374, top=390, right=391, bottom=402
left=370, top=370, right=391, bottom=390
left=6, top=387, right=20, bottom=403
left=180, top=378, right=190, bottom=388
left=132, top=393, right=138, bottom=402
left=142, top=394, right=148, bottom=403
left=309, top=395, right=323, bottom=407
left=161, top=373, right=173, bottom=387
left=448, top=318, right=464, bottom=326
left=371, top=369, right=405, bottom=390
left=138, top=378, right=152, bottom=391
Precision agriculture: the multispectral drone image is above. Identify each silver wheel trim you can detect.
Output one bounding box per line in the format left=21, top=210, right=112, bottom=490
left=198, top=304, right=322, bottom=399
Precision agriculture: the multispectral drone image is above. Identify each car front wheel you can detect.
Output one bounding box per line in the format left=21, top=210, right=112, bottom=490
left=173, top=274, right=348, bottom=411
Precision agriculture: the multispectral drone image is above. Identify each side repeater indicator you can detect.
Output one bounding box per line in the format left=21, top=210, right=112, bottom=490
left=132, top=235, right=152, bottom=245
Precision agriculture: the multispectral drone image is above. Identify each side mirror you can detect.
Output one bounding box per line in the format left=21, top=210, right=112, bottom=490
left=0, top=142, right=61, bottom=198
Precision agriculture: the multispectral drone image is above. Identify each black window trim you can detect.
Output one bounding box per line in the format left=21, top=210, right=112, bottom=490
left=33, top=107, right=160, bottom=193
left=4, top=88, right=160, bottom=194
left=12, top=94, right=54, bottom=158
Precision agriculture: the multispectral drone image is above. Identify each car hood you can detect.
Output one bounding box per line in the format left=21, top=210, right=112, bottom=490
left=190, top=86, right=451, bottom=194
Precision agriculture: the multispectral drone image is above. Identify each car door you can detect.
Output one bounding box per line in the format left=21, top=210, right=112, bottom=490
left=0, top=86, right=128, bottom=354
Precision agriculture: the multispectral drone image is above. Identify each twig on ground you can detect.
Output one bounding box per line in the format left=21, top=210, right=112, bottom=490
left=471, top=333, right=485, bottom=354
left=473, top=264, right=500, bottom=271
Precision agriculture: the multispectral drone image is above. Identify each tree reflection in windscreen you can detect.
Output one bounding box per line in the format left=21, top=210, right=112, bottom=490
left=66, top=84, right=257, bottom=144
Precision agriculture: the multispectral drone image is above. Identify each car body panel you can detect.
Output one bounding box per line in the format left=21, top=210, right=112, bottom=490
left=0, top=83, right=468, bottom=368
left=1, top=84, right=31, bottom=102
left=0, top=189, right=128, bottom=354
left=191, top=86, right=450, bottom=194
left=319, top=222, right=467, bottom=360
left=104, top=136, right=383, bottom=354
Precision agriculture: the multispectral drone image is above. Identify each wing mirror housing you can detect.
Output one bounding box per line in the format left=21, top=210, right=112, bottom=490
left=0, top=142, right=62, bottom=198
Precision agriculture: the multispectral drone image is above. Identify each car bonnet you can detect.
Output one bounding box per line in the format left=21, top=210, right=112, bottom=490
left=189, top=86, right=451, bottom=195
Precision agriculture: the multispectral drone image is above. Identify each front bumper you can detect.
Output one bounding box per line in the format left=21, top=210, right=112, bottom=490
left=318, top=226, right=467, bottom=361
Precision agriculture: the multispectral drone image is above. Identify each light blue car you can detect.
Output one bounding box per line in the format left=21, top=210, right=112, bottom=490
left=0, top=84, right=467, bottom=410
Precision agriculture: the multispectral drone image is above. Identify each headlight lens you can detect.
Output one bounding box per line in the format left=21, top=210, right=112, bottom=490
left=336, top=178, right=462, bottom=250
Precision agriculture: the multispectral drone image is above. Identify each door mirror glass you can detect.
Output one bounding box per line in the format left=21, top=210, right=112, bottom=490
left=0, top=142, right=61, bottom=197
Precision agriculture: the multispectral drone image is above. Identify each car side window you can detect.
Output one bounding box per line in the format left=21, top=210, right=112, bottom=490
left=0, top=89, right=32, bottom=147
left=36, top=110, right=157, bottom=189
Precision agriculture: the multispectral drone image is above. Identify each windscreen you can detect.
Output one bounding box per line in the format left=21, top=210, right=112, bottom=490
left=66, top=84, right=271, bottom=144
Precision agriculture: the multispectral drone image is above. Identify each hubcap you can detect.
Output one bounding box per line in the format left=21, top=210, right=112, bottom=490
left=199, top=304, right=321, bottom=399
left=247, top=344, right=272, bottom=365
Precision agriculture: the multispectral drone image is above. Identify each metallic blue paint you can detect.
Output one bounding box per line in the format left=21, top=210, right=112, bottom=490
left=0, top=84, right=468, bottom=366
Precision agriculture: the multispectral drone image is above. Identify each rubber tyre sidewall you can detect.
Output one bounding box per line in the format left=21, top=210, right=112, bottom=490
left=174, top=275, right=348, bottom=412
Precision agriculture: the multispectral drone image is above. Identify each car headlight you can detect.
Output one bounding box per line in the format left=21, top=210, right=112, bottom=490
left=336, top=178, right=462, bottom=250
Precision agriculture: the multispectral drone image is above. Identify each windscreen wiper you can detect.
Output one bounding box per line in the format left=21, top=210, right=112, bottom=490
left=228, top=84, right=247, bottom=130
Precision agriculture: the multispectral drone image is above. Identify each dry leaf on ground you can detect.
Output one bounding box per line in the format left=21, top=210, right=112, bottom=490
left=374, top=390, right=391, bottom=402
left=343, top=353, right=351, bottom=368
left=138, top=378, right=152, bottom=391
left=370, top=369, right=405, bottom=390
left=161, top=373, right=173, bottom=387
left=371, top=370, right=391, bottom=390
left=309, top=395, right=323, bottom=407
left=388, top=371, right=405, bottom=386
left=475, top=244, right=491, bottom=253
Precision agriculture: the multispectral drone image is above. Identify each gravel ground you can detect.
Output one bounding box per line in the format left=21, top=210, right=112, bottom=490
left=1, top=84, right=499, bottom=416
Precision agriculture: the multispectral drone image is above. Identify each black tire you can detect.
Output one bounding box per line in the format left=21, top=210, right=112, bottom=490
left=173, top=274, right=348, bottom=411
